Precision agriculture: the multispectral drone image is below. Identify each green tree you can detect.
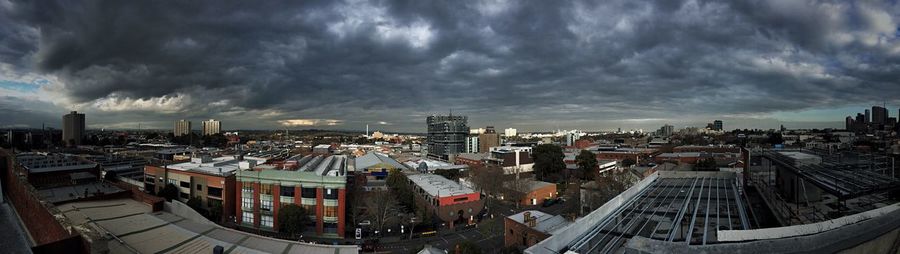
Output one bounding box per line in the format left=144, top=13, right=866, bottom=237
left=456, top=241, right=482, bottom=254
left=695, top=158, right=718, bottom=171
left=621, top=158, right=637, bottom=168
left=158, top=183, right=179, bottom=201
left=387, top=169, right=416, bottom=212
left=575, top=150, right=598, bottom=180
left=533, top=144, right=565, bottom=182
left=208, top=200, right=223, bottom=223
left=186, top=196, right=205, bottom=214
left=278, top=204, right=311, bottom=236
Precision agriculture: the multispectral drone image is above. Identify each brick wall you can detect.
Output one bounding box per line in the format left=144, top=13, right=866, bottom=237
left=0, top=150, right=82, bottom=247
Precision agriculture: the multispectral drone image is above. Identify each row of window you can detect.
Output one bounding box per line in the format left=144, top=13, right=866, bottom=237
left=240, top=184, right=339, bottom=199
left=240, top=212, right=275, bottom=229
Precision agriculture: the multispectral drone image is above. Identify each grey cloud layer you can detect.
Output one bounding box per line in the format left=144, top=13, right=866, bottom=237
left=2, top=0, right=900, bottom=131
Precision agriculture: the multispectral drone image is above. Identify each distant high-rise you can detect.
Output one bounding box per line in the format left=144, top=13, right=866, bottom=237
left=62, top=111, right=85, bottom=146
left=872, top=106, right=888, bottom=124
left=566, top=132, right=583, bottom=146
left=504, top=128, right=517, bottom=137
left=426, top=114, right=469, bottom=160
left=478, top=126, right=500, bottom=153
left=657, top=124, right=674, bottom=137
left=713, top=120, right=723, bottom=131
left=865, top=109, right=871, bottom=123
left=845, top=116, right=854, bottom=130
left=202, top=119, right=221, bottom=136
left=466, top=136, right=480, bottom=153
left=174, top=120, right=192, bottom=137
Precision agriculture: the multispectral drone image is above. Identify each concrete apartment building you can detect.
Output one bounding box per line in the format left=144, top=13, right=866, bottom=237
left=407, top=173, right=484, bottom=229
left=62, top=111, right=85, bottom=146
left=426, top=114, right=469, bottom=161
left=235, top=154, right=348, bottom=238
left=202, top=119, right=221, bottom=136
left=144, top=155, right=266, bottom=222
left=174, top=119, right=192, bottom=137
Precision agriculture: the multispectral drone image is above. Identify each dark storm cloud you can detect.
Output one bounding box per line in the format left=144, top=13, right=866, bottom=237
left=2, top=0, right=900, bottom=131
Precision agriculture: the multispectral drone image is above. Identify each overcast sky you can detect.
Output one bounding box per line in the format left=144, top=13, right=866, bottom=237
left=3, top=0, right=900, bottom=132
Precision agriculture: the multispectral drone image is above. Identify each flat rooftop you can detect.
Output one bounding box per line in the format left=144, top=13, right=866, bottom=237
left=532, top=171, right=751, bottom=254
left=57, top=199, right=358, bottom=254
left=407, top=173, right=477, bottom=197
left=16, top=153, right=97, bottom=174
left=37, top=182, right=124, bottom=203
left=167, top=156, right=266, bottom=176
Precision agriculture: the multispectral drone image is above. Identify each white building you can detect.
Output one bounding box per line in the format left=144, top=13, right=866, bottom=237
left=466, top=136, right=480, bottom=153
left=504, top=128, right=518, bottom=137
left=201, top=119, right=221, bottom=136
left=174, top=119, right=191, bottom=137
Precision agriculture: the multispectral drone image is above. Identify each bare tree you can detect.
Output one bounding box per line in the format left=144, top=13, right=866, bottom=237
left=365, top=190, right=401, bottom=235
left=503, top=166, right=531, bottom=208
left=470, top=165, right=504, bottom=197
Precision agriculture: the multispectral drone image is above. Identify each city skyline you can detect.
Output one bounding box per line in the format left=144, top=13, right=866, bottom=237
left=3, top=1, right=900, bottom=132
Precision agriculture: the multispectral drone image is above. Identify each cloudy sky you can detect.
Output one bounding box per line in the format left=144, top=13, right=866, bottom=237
left=2, top=0, right=900, bottom=132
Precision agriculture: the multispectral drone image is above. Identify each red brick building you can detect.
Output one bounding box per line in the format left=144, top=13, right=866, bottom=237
left=143, top=156, right=262, bottom=223
left=504, top=210, right=569, bottom=249
left=407, top=173, right=484, bottom=229
left=235, top=155, right=348, bottom=238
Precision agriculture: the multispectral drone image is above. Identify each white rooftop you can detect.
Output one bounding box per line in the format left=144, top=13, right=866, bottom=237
left=508, top=210, right=571, bottom=234
left=167, top=156, right=266, bottom=176
left=407, top=173, right=477, bottom=197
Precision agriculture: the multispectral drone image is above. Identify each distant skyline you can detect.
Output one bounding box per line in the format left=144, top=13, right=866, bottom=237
left=3, top=1, right=900, bottom=132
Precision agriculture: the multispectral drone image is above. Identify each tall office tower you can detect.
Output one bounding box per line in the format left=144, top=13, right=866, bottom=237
left=202, top=119, right=221, bottom=136
left=865, top=109, right=871, bottom=123
left=846, top=116, right=854, bottom=130
left=478, top=126, right=500, bottom=153
left=713, top=120, right=723, bottom=131
left=872, top=106, right=888, bottom=124
left=466, top=136, right=480, bottom=153
left=426, top=114, right=469, bottom=160
left=62, top=111, right=85, bottom=146
left=566, top=132, right=583, bottom=146
left=504, top=128, right=517, bottom=137
left=856, top=113, right=866, bottom=123
left=174, top=120, right=192, bottom=137
left=657, top=124, right=674, bottom=137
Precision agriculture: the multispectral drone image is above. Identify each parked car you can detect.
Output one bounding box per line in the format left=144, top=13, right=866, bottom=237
left=542, top=198, right=559, bottom=207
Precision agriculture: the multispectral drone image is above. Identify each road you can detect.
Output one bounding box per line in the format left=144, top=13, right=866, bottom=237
left=363, top=197, right=569, bottom=253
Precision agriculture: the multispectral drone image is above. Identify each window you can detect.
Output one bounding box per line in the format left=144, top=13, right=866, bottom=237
left=260, top=184, right=272, bottom=195
left=453, top=197, right=468, bottom=202
left=242, top=184, right=252, bottom=193
left=324, top=188, right=338, bottom=199
left=324, top=206, right=337, bottom=218
left=324, top=222, right=338, bottom=234
left=196, top=184, right=203, bottom=191
left=301, top=187, right=316, bottom=198
left=180, top=181, right=190, bottom=188
left=302, top=204, right=316, bottom=214
left=167, top=179, right=177, bottom=186
left=180, top=192, right=189, bottom=200
left=261, top=215, right=273, bottom=228
left=242, top=211, right=254, bottom=224
left=242, top=195, right=253, bottom=210
left=208, top=187, right=223, bottom=197
left=261, top=198, right=272, bottom=211
left=280, top=186, right=295, bottom=197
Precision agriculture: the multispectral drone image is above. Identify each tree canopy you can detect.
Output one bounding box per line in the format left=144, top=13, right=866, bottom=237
left=575, top=149, right=598, bottom=180
left=278, top=204, right=311, bottom=236
left=533, top=144, right=566, bottom=182
left=158, top=183, right=179, bottom=201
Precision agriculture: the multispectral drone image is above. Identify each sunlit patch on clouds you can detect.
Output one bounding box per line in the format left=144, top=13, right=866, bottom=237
left=91, top=93, right=190, bottom=113
left=278, top=119, right=344, bottom=127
